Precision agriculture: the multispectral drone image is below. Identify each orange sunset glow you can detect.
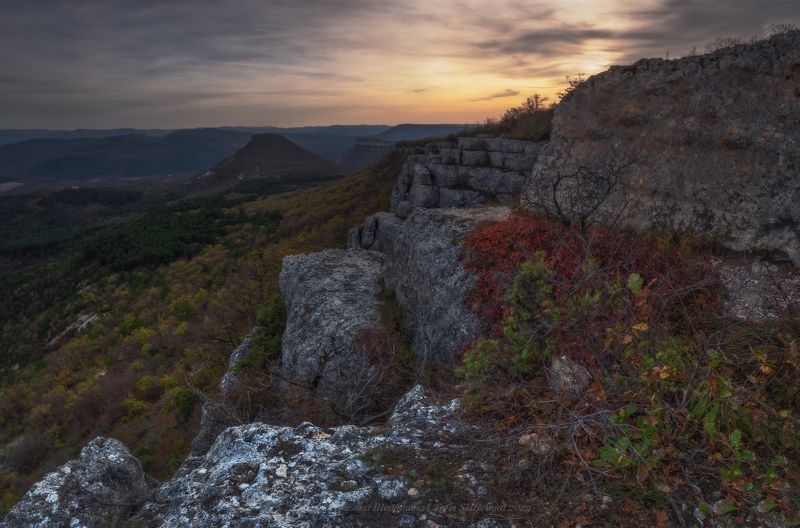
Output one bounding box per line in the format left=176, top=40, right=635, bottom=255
left=1, top=0, right=798, bottom=128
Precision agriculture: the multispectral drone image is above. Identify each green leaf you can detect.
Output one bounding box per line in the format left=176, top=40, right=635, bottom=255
left=772, top=455, right=788, bottom=466
left=627, top=273, right=644, bottom=297
left=729, top=429, right=742, bottom=450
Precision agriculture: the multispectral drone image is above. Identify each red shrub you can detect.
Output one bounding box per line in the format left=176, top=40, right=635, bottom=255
left=461, top=214, right=721, bottom=363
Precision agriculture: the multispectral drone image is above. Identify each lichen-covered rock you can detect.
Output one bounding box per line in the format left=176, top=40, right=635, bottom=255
left=6, top=387, right=480, bottom=528
left=128, top=386, right=470, bottom=528
left=387, top=385, right=464, bottom=442
left=526, top=30, right=800, bottom=265
left=1, top=437, right=153, bottom=528
left=384, top=207, right=511, bottom=362
left=714, top=257, right=800, bottom=320
left=391, top=138, right=537, bottom=218
left=279, top=249, right=386, bottom=416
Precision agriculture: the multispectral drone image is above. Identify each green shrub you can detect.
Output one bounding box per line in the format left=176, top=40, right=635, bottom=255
left=123, top=396, right=149, bottom=420
left=256, top=294, right=286, bottom=336
left=135, top=374, right=165, bottom=401
left=172, top=299, right=198, bottom=322
left=174, top=389, right=198, bottom=422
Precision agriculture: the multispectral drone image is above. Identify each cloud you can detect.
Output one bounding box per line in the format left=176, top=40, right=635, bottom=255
left=612, top=0, right=800, bottom=60
left=469, top=89, right=521, bottom=102
left=0, top=0, right=798, bottom=127
left=476, top=26, right=616, bottom=56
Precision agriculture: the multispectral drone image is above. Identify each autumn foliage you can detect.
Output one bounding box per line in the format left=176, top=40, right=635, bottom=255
left=462, top=214, right=720, bottom=363
left=456, top=214, right=799, bottom=526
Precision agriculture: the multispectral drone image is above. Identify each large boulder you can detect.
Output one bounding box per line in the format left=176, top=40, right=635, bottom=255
left=384, top=207, right=511, bottom=362
left=279, top=249, right=387, bottom=416
left=525, top=30, right=800, bottom=265
left=1, top=437, right=153, bottom=528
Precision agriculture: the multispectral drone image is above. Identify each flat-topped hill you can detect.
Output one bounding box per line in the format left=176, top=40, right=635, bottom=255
left=192, top=133, right=345, bottom=195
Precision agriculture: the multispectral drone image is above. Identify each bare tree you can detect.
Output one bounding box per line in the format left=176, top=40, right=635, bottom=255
left=524, top=142, right=642, bottom=232
left=556, top=73, right=586, bottom=101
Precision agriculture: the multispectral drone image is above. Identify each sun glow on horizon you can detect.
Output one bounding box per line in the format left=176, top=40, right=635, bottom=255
left=1, top=0, right=797, bottom=128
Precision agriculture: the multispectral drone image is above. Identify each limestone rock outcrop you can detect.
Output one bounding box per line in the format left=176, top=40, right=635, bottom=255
left=347, top=207, right=510, bottom=363
left=279, top=249, right=387, bottom=416
left=391, top=137, right=538, bottom=218
left=1, top=438, right=153, bottom=528
left=526, top=31, right=800, bottom=265
left=6, top=387, right=488, bottom=528
left=383, top=207, right=511, bottom=362
left=128, top=386, right=476, bottom=528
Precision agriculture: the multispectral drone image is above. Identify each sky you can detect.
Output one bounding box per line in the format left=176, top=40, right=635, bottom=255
left=1, top=0, right=797, bottom=129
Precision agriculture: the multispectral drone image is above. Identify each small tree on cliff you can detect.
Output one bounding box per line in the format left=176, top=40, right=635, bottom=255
left=556, top=73, right=586, bottom=101
left=466, top=93, right=554, bottom=140
left=502, top=94, right=550, bottom=121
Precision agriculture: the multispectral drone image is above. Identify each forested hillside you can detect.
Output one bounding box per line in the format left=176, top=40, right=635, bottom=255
left=0, top=152, right=404, bottom=512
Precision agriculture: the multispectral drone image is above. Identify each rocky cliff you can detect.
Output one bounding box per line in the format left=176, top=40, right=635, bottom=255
left=348, top=207, right=509, bottom=362
left=526, top=30, right=800, bottom=265
left=282, top=206, right=509, bottom=411
left=381, top=207, right=510, bottom=362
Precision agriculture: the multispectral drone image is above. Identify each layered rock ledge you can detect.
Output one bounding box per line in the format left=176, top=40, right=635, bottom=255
left=391, top=137, right=538, bottom=218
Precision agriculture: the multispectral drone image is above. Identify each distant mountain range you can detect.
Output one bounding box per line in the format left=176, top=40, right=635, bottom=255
left=0, top=123, right=469, bottom=194
left=338, top=137, right=395, bottom=172
left=0, top=129, right=253, bottom=182
left=0, top=129, right=173, bottom=146
left=0, top=125, right=391, bottom=147
left=372, top=123, right=466, bottom=142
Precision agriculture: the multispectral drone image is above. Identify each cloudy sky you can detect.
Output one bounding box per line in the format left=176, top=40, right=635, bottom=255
left=1, top=0, right=797, bottom=129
